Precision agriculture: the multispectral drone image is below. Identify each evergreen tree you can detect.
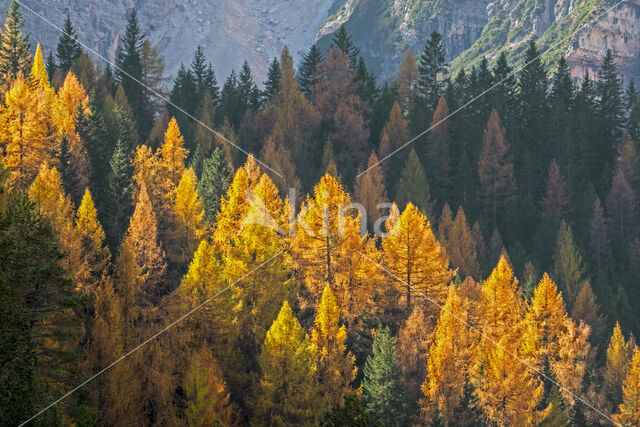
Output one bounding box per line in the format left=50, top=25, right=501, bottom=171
left=515, top=40, right=549, bottom=198
left=416, top=31, right=447, bottom=114
left=331, top=25, right=360, bottom=68
left=426, top=96, right=452, bottom=203
left=395, top=148, right=433, bottom=217
left=0, top=0, right=31, bottom=85
left=598, top=49, right=624, bottom=148
left=115, top=8, right=150, bottom=138
left=549, top=56, right=574, bottom=161
left=540, top=159, right=572, bottom=221
left=168, top=64, right=198, bottom=147
left=552, top=221, right=586, bottom=309
left=56, top=13, right=81, bottom=74
left=362, top=326, right=408, bottom=426
left=45, top=50, right=56, bottom=81
left=198, top=147, right=230, bottom=223
left=626, top=79, right=640, bottom=143
left=263, top=57, right=281, bottom=104
left=238, top=60, right=261, bottom=112
left=106, top=140, right=132, bottom=245
left=298, top=43, right=323, bottom=99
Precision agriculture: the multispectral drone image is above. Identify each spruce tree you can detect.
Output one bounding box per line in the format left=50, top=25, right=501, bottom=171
left=0, top=0, right=31, bottom=85
left=45, top=51, right=56, bottom=80
left=331, top=25, right=360, bottom=68
left=626, top=79, right=640, bottom=143
left=598, top=49, right=624, bottom=147
left=549, top=56, right=574, bottom=162
left=395, top=148, right=433, bottom=217
left=298, top=44, right=323, bottom=99
left=361, top=326, right=408, bottom=426
left=198, top=147, right=231, bottom=224
left=417, top=31, right=447, bottom=114
left=168, top=64, right=198, bottom=147
left=56, top=14, right=81, bottom=74
left=238, top=61, right=261, bottom=112
left=107, top=140, right=132, bottom=246
left=115, top=8, right=150, bottom=138
left=263, top=57, right=281, bottom=105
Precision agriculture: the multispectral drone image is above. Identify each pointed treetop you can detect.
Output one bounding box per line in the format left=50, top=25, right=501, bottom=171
left=30, top=43, right=51, bottom=89
left=56, top=13, right=81, bottom=73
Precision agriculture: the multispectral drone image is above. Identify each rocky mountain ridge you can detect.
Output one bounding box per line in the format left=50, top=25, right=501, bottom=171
left=4, top=0, right=640, bottom=84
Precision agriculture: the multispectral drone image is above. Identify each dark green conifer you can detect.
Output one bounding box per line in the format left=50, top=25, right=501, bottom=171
left=56, top=14, right=81, bottom=74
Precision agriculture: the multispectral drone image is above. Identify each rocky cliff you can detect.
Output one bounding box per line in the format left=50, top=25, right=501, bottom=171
left=4, top=0, right=640, bottom=84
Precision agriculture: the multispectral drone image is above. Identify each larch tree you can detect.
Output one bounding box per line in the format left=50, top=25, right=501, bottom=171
left=173, top=168, right=206, bottom=265
left=254, top=301, right=320, bottom=425
left=427, top=96, right=452, bottom=201
left=183, top=347, right=239, bottom=427
left=30, top=44, right=53, bottom=94
left=614, top=135, right=639, bottom=190
left=0, top=75, right=53, bottom=190
left=447, top=207, right=481, bottom=280
left=262, top=124, right=302, bottom=197
left=395, top=148, right=433, bottom=217
left=397, top=305, right=435, bottom=411
left=310, top=285, right=356, bottom=413
left=607, top=167, right=637, bottom=256
left=589, top=198, right=608, bottom=277
left=382, top=202, right=454, bottom=311
left=396, top=50, right=419, bottom=114
left=571, top=281, right=606, bottom=341
left=478, top=109, right=516, bottom=227
left=354, top=152, right=387, bottom=230
left=437, top=202, right=454, bottom=246
left=615, top=347, right=640, bottom=426
left=552, top=221, right=586, bottom=310
left=28, top=163, right=79, bottom=271
left=423, top=286, right=474, bottom=423
left=378, top=101, right=410, bottom=181
left=540, top=159, right=572, bottom=220
left=157, top=117, right=188, bottom=205
left=124, top=182, right=167, bottom=301
left=606, top=322, right=630, bottom=404
left=361, top=326, right=408, bottom=426
left=0, top=0, right=31, bottom=85
left=290, top=173, right=372, bottom=319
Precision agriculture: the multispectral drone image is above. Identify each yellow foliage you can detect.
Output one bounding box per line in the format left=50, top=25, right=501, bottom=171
left=30, top=44, right=53, bottom=94
left=382, top=202, right=453, bottom=310
left=0, top=75, right=54, bottom=190
left=310, top=285, right=356, bottom=411
left=174, top=168, right=206, bottom=261
left=616, top=347, right=640, bottom=426
left=606, top=322, right=630, bottom=403
left=54, top=71, right=89, bottom=136
left=75, top=189, right=111, bottom=292
left=157, top=117, right=188, bottom=197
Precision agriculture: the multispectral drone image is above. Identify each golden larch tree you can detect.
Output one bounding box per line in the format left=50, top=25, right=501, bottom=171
left=0, top=75, right=54, bottom=189
left=290, top=173, right=372, bottom=319
left=309, top=285, right=356, bottom=412
left=173, top=168, right=206, bottom=264
left=378, top=101, right=410, bottom=179
left=606, top=322, right=631, bottom=403
left=447, top=207, right=481, bottom=280
left=30, top=43, right=53, bottom=96
left=75, top=188, right=111, bottom=292
left=382, top=202, right=454, bottom=310
left=616, top=347, right=640, bottom=426
left=124, top=182, right=168, bottom=301
left=423, top=285, right=474, bottom=422
left=396, top=50, right=419, bottom=114
left=157, top=117, right=188, bottom=203
left=354, top=152, right=387, bottom=230
left=254, top=301, right=320, bottom=425
left=28, top=163, right=79, bottom=270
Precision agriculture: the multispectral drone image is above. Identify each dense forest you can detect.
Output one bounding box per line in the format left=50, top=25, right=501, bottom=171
left=2, top=0, right=640, bottom=425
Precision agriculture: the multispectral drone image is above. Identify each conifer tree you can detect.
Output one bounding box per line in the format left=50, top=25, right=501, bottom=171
left=173, top=168, right=206, bottom=264
left=426, top=96, right=451, bottom=201
left=291, top=173, right=372, bottom=318
left=183, top=348, right=239, bottom=426
left=75, top=189, right=110, bottom=292
left=606, top=322, right=630, bottom=404
left=106, top=140, right=132, bottom=245
left=382, top=202, right=453, bottom=310
left=198, top=146, right=231, bottom=223
left=478, top=108, right=516, bottom=227
left=262, top=126, right=302, bottom=197
left=417, top=31, right=447, bottom=114
left=395, top=148, right=432, bottom=217
left=354, top=152, right=387, bottom=230
left=157, top=117, right=188, bottom=210
left=437, top=202, right=454, bottom=246
left=423, top=286, right=473, bottom=422
left=571, top=281, right=605, bottom=341
left=45, top=51, right=56, bottom=80
left=606, top=167, right=637, bottom=256
left=30, top=44, right=52, bottom=92
left=331, top=25, right=360, bottom=68
left=115, top=8, right=150, bottom=137
left=626, top=79, right=640, bottom=143
left=254, top=301, right=319, bottom=425
left=552, top=222, right=586, bottom=309
left=362, top=326, right=408, bottom=426
left=396, top=49, right=419, bottom=114
left=598, top=49, right=624, bottom=146
left=614, top=135, right=640, bottom=190
left=310, top=285, right=356, bottom=412
left=298, top=43, right=323, bottom=99
left=589, top=198, right=608, bottom=277
left=616, top=347, right=640, bottom=425
left=447, top=207, right=481, bottom=280
left=56, top=14, right=81, bottom=74
left=0, top=0, right=31, bottom=85
left=263, top=57, right=281, bottom=104
left=0, top=75, right=53, bottom=190
left=541, top=159, right=572, bottom=220
left=124, top=182, right=167, bottom=300
left=378, top=101, right=410, bottom=181
left=76, top=95, right=110, bottom=206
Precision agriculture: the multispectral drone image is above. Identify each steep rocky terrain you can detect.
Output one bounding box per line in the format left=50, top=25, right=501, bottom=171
left=4, top=0, right=640, bottom=83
